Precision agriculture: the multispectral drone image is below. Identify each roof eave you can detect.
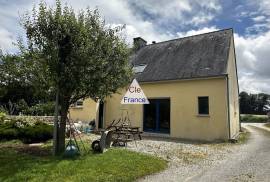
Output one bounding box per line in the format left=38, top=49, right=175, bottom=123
left=138, top=74, right=228, bottom=84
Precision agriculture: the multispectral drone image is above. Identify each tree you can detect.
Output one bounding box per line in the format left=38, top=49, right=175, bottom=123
left=239, top=91, right=270, bottom=115
left=0, top=53, right=54, bottom=114
left=239, top=91, right=250, bottom=114
left=21, top=0, right=132, bottom=155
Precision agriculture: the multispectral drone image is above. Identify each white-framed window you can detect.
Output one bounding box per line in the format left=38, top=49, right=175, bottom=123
left=70, top=100, right=84, bottom=108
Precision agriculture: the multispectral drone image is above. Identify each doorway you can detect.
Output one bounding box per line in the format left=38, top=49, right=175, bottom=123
left=143, top=99, right=170, bottom=133
left=98, top=101, right=104, bottom=129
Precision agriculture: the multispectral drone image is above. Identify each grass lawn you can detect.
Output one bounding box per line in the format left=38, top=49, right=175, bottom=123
left=0, top=140, right=167, bottom=182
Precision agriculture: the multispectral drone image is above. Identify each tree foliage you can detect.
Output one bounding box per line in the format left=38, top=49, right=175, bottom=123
left=0, top=53, right=54, bottom=114
left=21, top=0, right=132, bottom=154
left=239, top=91, right=270, bottom=115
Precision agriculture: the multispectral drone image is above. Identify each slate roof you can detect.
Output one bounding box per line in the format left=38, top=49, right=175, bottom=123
left=131, top=28, right=233, bottom=82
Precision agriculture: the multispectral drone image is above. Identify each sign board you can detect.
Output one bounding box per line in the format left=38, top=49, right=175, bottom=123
left=121, top=79, right=149, bottom=104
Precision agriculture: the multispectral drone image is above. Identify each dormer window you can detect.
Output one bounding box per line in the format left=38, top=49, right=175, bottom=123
left=132, top=64, right=147, bottom=74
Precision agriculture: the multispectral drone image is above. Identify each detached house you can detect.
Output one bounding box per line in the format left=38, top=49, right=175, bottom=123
left=70, top=28, right=240, bottom=141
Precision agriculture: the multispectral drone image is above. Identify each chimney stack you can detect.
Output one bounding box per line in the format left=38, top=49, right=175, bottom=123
left=133, top=37, right=147, bottom=51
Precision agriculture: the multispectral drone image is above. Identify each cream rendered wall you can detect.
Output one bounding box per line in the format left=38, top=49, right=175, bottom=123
left=104, top=78, right=229, bottom=141
left=227, top=37, right=240, bottom=138
left=69, top=99, right=97, bottom=123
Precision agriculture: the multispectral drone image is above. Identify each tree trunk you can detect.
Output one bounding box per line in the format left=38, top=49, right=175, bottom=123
left=53, top=88, right=59, bottom=156
left=57, top=99, right=69, bottom=154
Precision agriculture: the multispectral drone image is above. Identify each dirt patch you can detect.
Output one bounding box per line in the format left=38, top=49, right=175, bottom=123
left=1, top=142, right=51, bottom=156
left=16, top=145, right=51, bottom=156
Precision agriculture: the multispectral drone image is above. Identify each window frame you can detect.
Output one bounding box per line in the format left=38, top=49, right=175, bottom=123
left=73, top=100, right=83, bottom=108
left=198, top=96, right=209, bottom=116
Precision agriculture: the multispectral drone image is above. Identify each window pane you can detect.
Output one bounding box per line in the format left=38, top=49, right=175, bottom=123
left=144, top=99, right=156, bottom=131
left=76, top=100, right=83, bottom=106
left=159, top=99, right=170, bottom=133
left=198, top=97, right=209, bottom=114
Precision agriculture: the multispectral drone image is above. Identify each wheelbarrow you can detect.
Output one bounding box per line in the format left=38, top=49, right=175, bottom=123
left=91, top=129, right=114, bottom=153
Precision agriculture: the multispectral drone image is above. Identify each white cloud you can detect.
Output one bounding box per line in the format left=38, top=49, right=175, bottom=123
left=125, top=0, right=221, bottom=28
left=1, top=0, right=221, bottom=48
left=0, top=28, right=16, bottom=52
left=1, top=0, right=270, bottom=94
left=252, top=15, right=266, bottom=22
left=176, top=26, right=218, bottom=37
left=239, top=75, right=270, bottom=94
left=234, top=31, right=270, bottom=93
left=254, top=0, right=270, bottom=16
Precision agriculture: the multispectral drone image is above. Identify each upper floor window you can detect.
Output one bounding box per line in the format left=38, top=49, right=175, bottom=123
left=70, top=100, right=84, bottom=108
left=75, top=100, right=83, bottom=107
left=198, top=96, right=209, bottom=115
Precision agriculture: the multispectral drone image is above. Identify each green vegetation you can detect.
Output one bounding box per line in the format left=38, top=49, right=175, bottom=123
left=239, top=91, right=270, bottom=115
left=23, top=102, right=55, bottom=116
left=0, top=114, right=53, bottom=143
left=237, top=128, right=250, bottom=144
left=240, top=114, right=269, bottom=123
left=0, top=52, right=55, bottom=115
left=264, top=123, right=270, bottom=128
left=0, top=140, right=167, bottom=182
left=19, top=0, right=132, bottom=154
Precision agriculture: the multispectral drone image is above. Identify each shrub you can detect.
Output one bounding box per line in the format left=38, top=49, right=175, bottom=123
left=0, top=119, right=21, bottom=140
left=0, top=106, right=8, bottom=114
left=19, top=122, right=53, bottom=144
left=0, top=127, right=19, bottom=140
left=0, top=117, right=53, bottom=143
left=0, top=112, right=6, bottom=122
left=15, top=99, right=29, bottom=114
left=23, top=102, right=55, bottom=116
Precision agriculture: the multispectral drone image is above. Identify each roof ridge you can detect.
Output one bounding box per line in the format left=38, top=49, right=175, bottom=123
left=145, top=28, right=233, bottom=47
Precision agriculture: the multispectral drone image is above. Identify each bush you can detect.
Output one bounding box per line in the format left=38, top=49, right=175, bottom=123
left=240, top=114, right=269, bottom=123
left=0, top=107, right=8, bottom=114
left=0, top=118, right=53, bottom=143
left=23, top=102, right=55, bottom=116
left=0, top=119, right=21, bottom=140
left=20, top=122, right=53, bottom=144
left=0, top=112, right=6, bottom=122
left=0, top=128, right=19, bottom=140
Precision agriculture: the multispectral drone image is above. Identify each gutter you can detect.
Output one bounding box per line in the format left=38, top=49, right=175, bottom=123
left=226, top=74, right=231, bottom=139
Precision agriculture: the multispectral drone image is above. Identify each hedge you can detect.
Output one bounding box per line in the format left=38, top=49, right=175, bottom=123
left=0, top=114, right=53, bottom=143
left=240, top=114, right=269, bottom=123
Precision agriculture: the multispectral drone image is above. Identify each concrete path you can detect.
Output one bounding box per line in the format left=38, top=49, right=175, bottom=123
left=187, top=123, right=270, bottom=182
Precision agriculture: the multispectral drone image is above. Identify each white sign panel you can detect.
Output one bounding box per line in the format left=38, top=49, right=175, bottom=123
left=121, top=79, right=149, bottom=104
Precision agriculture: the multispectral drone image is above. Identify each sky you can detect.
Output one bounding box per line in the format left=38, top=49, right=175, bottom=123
left=0, top=0, right=270, bottom=94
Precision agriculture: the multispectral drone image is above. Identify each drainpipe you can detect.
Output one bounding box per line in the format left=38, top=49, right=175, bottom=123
left=226, top=75, right=231, bottom=140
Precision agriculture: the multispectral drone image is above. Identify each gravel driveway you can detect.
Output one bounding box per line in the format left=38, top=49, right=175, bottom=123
left=189, top=124, right=270, bottom=182
left=126, top=123, right=270, bottom=182
left=127, top=136, right=242, bottom=181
